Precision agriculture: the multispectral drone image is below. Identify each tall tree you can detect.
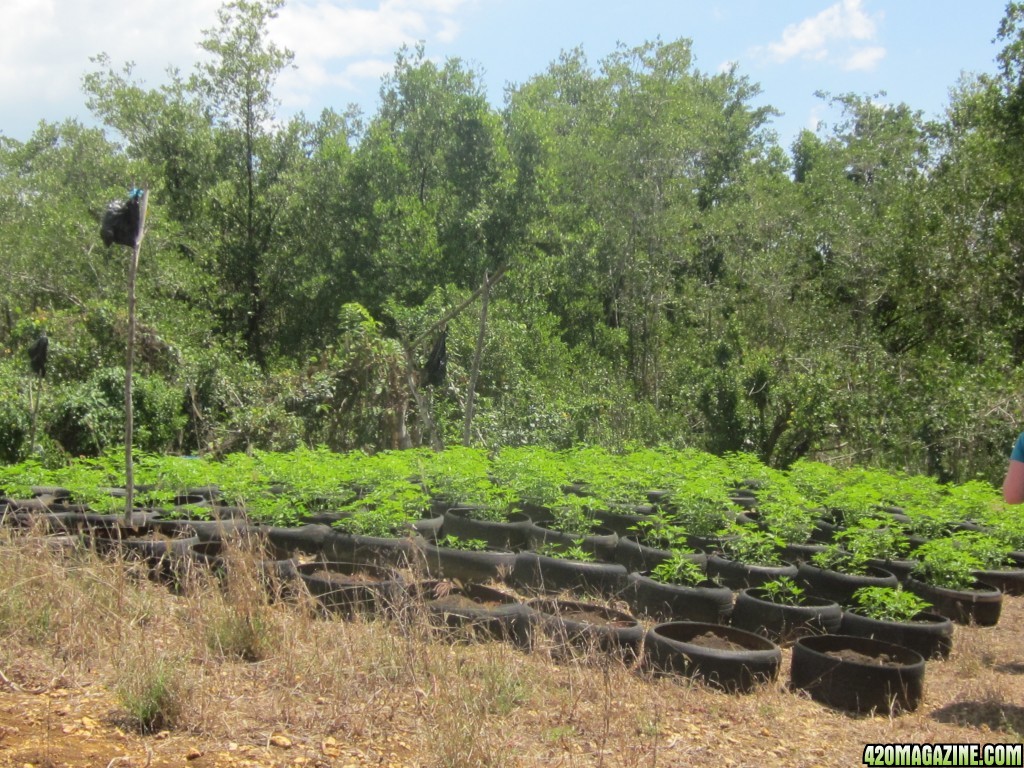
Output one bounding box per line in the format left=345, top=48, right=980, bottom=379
left=191, top=0, right=297, bottom=367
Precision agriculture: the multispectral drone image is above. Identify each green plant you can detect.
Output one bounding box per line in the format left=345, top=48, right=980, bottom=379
left=547, top=494, right=596, bottom=535
left=536, top=541, right=595, bottom=562
left=435, top=534, right=488, bottom=551
left=810, top=543, right=872, bottom=576
left=628, top=517, right=690, bottom=550
left=910, top=538, right=984, bottom=590
left=758, top=491, right=817, bottom=545
left=649, top=550, right=705, bottom=586
left=759, top=577, right=806, bottom=605
left=835, top=517, right=910, bottom=562
left=851, top=586, right=933, bottom=623
left=720, top=523, right=784, bottom=566
left=114, top=652, right=188, bottom=733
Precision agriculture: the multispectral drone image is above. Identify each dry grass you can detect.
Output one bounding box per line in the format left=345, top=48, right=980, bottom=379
left=0, top=527, right=1021, bottom=767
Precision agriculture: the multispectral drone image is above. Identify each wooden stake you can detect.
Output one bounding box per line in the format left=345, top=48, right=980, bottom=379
left=463, top=270, right=490, bottom=447
left=124, top=191, right=148, bottom=527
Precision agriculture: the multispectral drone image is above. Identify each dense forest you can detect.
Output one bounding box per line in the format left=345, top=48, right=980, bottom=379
left=3, top=0, right=1024, bottom=486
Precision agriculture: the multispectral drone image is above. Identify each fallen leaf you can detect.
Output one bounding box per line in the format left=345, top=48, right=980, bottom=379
left=270, top=734, right=292, bottom=749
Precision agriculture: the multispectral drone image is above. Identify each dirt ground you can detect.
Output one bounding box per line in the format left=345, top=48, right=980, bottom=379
left=0, top=578, right=1022, bottom=768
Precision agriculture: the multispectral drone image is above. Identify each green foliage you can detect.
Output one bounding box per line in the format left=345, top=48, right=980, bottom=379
left=435, top=535, right=488, bottom=551
left=851, top=586, right=933, bottom=623
left=720, top=523, right=785, bottom=566
left=536, top=541, right=595, bottom=562
left=649, top=550, right=706, bottom=587
left=2, top=5, right=1024, bottom=482
left=759, top=577, right=806, bottom=606
left=834, top=517, right=910, bottom=562
left=910, top=538, right=984, bottom=591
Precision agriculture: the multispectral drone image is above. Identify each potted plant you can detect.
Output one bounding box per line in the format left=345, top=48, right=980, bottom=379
left=525, top=494, right=618, bottom=560
left=798, top=543, right=899, bottom=605
left=706, top=523, right=796, bottom=589
left=512, top=540, right=627, bottom=597
left=905, top=538, right=1002, bottom=626
left=731, top=576, right=842, bottom=643
left=623, top=550, right=733, bottom=624
left=840, top=586, right=953, bottom=659
left=419, top=533, right=516, bottom=584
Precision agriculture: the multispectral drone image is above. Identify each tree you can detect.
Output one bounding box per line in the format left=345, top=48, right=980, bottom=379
left=191, top=0, right=297, bottom=367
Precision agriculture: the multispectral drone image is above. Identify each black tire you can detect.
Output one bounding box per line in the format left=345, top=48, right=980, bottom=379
left=731, top=588, right=841, bottom=643
left=525, top=522, right=619, bottom=562
left=512, top=551, right=627, bottom=597
left=614, top=536, right=707, bottom=574
left=904, top=577, right=1003, bottom=626
left=409, top=580, right=531, bottom=645
left=972, top=567, right=1024, bottom=597
left=527, top=598, right=645, bottom=659
left=442, top=508, right=533, bottom=551
left=644, top=621, right=781, bottom=693
left=623, top=572, right=733, bottom=624
left=297, top=561, right=404, bottom=617
left=418, top=540, right=517, bottom=583
left=839, top=609, right=953, bottom=660
left=797, top=563, right=899, bottom=605
left=790, top=634, right=926, bottom=714
left=707, top=554, right=797, bottom=590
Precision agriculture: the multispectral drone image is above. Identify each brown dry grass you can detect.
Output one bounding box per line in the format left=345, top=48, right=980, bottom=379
left=0, top=526, right=1020, bottom=768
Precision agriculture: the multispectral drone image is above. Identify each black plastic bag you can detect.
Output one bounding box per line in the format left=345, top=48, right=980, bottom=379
left=423, top=328, right=447, bottom=387
left=27, top=332, right=47, bottom=378
left=100, top=189, right=143, bottom=247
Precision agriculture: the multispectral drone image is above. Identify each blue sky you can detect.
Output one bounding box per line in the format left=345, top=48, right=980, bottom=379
left=0, top=0, right=1010, bottom=149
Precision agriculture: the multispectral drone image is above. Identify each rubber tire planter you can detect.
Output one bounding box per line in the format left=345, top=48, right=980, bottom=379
left=622, top=572, right=733, bottom=624
left=790, top=634, right=926, bottom=715
left=442, top=508, right=533, bottom=551
left=904, top=577, right=1003, bottom=626
left=731, top=588, right=842, bottom=643
left=297, top=561, right=404, bottom=617
left=796, top=562, right=899, bottom=605
left=418, top=541, right=517, bottom=584
left=410, top=580, right=532, bottom=646
left=706, top=554, right=798, bottom=590
left=643, top=621, right=782, bottom=694
left=527, top=598, right=645, bottom=659
left=512, top=551, right=627, bottom=597
left=613, top=536, right=707, bottom=574
left=839, top=609, right=954, bottom=660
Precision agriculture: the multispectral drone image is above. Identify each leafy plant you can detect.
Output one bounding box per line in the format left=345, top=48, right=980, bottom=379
left=649, top=550, right=706, bottom=587
left=435, top=534, right=488, bottom=551
left=810, top=543, right=872, bottom=576
left=834, top=517, right=910, bottom=562
left=851, top=586, right=933, bottom=623
left=910, top=538, right=983, bottom=590
left=758, top=577, right=806, bottom=605
left=546, top=494, right=597, bottom=535
left=536, top=541, right=595, bottom=562
left=719, top=523, right=784, bottom=566
left=628, top=516, right=690, bottom=550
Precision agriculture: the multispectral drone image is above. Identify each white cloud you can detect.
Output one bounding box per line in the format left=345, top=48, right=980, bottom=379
left=756, top=0, right=884, bottom=68
left=270, top=0, right=472, bottom=109
left=0, top=0, right=473, bottom=138
left=843, top=45, right=886, bottom=72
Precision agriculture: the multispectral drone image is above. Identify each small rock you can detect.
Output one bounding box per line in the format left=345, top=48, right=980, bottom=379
left=270, top=734, right=292, bottom=749
left=186, top=748, right=203, bottom=761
